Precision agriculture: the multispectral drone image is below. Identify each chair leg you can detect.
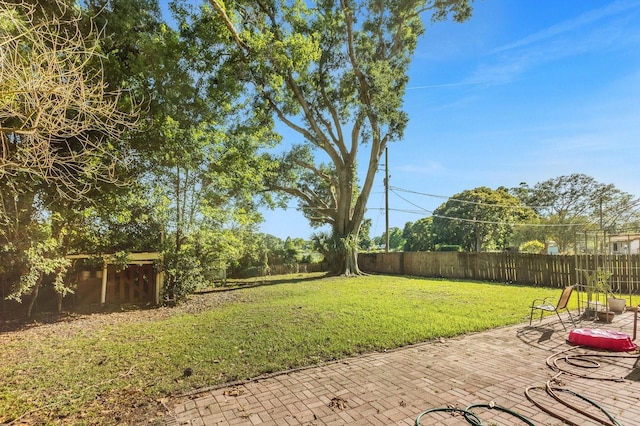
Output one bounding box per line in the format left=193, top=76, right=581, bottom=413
left=539, top=309, right=544, bottom=323
left=565, top=308, right=576, bottom=328
left=530, top=306, right=534, bottom=326
left=555, top=310, right=567, bottom=331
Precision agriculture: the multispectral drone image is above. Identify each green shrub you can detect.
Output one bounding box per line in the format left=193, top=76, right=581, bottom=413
left=436, top=244, right=462, bottom=252
left=519, top=240, right=545, bottom=254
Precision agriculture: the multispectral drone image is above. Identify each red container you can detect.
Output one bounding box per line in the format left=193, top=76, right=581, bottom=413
left=568, top=328, right=637, bottom=352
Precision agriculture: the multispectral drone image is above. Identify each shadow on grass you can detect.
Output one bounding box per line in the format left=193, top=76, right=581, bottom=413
left=400, top=275, right=556, bottom=290
left=197, top=272, right=330, bottom=294
left=0, top=302, right=159, bottom=334
left=1, top=273, right=331, bottom=335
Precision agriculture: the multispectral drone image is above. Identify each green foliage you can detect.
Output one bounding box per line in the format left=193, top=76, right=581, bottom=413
left=374, top=226, right=406, bottom=251
left=85, top=0, right=275, bottom=296
left=583, top=267, right=613, bottom=303
left=7, top=230, right=71, bottom=301
left=358, top=218, right=374, bottom=251
left=432, top=186, right=537, bottom=252
left=230, top=234, right=324, bottom=277
left=163, top=248, right=203, bottom=301
left=283, top=237, right=299, bottom=266
left=435, top=244, right=462, bottom=252
left=311, top=231, right=360, bottom=268
left=201, top=0, right=473, bottom=274
left=519, top=240, right=545, bottom=254
left=403, top=217, right=436, bottom=251
left=512, top=174, right=637, bottom=253
left=0, top=0, right=141, bottom=305
left=383, top=226, right=405, bottom=250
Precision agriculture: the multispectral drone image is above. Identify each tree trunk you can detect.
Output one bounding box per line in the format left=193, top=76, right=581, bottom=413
left=26, top=276, right=42, bottom=318
left=329, top=228, right=362, bottom=276
left=343, top=243, right=360, bottom=276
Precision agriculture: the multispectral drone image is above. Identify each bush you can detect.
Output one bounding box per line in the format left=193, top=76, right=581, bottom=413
left=163, top=250, right=204, bottom=301
left=436, top=244, right=462, bottom=252
left=519, top=240, right=545, bottom=254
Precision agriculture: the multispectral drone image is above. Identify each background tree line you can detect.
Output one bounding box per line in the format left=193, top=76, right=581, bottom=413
left=377, top=174, right=640, bottom=254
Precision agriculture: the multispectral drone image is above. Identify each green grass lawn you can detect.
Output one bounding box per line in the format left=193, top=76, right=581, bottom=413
left=0, top=274, right=635, bottom=424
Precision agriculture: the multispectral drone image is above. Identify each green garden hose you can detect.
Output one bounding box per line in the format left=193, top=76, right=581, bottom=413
left=414, top=407, right=481, bottom=426
left=466, top=403, right=536, bottom=425
left=414, top=402, right=535, bottom=425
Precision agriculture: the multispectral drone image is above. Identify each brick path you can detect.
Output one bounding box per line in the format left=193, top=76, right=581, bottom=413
left=166, top=310, right=640, bottom=425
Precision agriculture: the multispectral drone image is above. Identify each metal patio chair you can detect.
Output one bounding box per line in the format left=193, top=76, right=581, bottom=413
left=529, top=285, right=576, bottom=330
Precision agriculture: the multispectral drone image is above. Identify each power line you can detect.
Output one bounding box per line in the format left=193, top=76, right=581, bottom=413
left=388, top=189, right=592, bottom=228
left=389, top=186, right=552, bottom=210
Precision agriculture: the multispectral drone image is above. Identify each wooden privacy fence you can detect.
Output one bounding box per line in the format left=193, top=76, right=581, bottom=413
left=358, top=252, right=640, bottom=293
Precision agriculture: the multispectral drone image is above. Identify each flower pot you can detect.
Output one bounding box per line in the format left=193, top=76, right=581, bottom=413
left=608, top=298, right=626, bottom=314
left=596, top=311, right=614, bottom=323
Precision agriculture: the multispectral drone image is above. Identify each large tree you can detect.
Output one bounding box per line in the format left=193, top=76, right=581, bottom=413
left=403, top=217, right=436, bottom=251
left=86, top=0, right=277, bottom=299
left=432, top=187, right=536, bottom=252
left=199, top=0, right=473, bottom=275
left=513, top=174, right=638, bottom=253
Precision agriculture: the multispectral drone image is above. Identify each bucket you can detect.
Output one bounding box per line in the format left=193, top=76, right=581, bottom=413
left=608, top=298, right=626, bottom=314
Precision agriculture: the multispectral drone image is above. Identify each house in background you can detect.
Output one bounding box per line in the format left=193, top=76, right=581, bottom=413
left=67, top=252, right=164, bottom=306
left=608, top=234, right=640, bottom=255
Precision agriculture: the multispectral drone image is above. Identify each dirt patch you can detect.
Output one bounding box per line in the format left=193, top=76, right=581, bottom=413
left=0, top=290, right=244, bottom=336
left=0, top=290, right=247, bottom=425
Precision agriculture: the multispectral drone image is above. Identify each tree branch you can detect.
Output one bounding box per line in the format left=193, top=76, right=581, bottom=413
left=208, top=0, right=248, bottom=51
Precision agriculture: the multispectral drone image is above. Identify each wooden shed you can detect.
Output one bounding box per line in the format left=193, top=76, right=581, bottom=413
left=67, top=252, right=164, bottom=306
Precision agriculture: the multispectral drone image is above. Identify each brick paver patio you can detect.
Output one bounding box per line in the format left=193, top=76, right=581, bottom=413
left=166, top=309, right=640, bottom=425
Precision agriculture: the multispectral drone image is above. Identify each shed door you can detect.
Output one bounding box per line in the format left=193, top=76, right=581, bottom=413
left=107, top=264, right=155, bottom=304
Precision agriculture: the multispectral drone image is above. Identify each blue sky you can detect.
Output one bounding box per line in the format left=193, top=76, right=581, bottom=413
left=161, top=0, right=640, bottom=240
left=259, top=0, right=640, bottom=240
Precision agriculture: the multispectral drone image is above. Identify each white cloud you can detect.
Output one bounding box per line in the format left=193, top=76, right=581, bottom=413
left=470, top=1, right=640, bottom=86
left=493, top=0, right=640, bottom=53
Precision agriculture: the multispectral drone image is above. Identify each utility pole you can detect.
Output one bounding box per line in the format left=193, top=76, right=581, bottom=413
left=385, top=147, right=389, bottom=253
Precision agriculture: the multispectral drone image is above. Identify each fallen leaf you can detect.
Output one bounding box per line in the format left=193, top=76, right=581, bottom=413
left=223, top=388, right=244, bottom=397
left=328, top=396, right=348, bottom=410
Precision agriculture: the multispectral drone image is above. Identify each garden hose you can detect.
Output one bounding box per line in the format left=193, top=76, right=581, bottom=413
left=525, top=385, right=581, bottom=426
left=547, top=386, right=621, bottom=426
left=414, top=407, right=482, bottom=426
left=546, top=347, right=640, bottom=381
left=465, top=403, right=536, bottom=425
left=524, top=373, right=621, bottom=426
left=414, top=402, right=535, bottom=425
left=415, top=345, right=636, bottom=425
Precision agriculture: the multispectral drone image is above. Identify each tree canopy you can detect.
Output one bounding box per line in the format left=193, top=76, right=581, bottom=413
left=200, top=0, right=473, bottom=274
left=0, top=0, right=142, bottom=307
left=85, top=0, right=278, bottom=299
left=431, top=186, right=536, bottom=252
left=0, top=0, right=138, bottom=200
left=0, top=0, right=276, bottom=309
left=512, top=174, right=638, bottom=252
left=403, top=217, right=436, bottom=251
